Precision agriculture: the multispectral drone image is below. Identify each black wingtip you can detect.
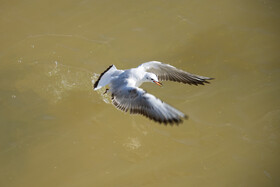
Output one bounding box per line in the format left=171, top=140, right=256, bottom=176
left=200, top=77, right=215, bottom=85
left=93, top=65, right=114, bottom=89
left=149, top=116, right=186, bottom=126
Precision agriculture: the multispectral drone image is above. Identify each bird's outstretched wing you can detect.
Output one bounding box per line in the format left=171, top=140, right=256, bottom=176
left=93, top=65, right=123, bottom=90
left=139, top=61, right=213, bottom=85
left=111, top=86, right=187, bottom=125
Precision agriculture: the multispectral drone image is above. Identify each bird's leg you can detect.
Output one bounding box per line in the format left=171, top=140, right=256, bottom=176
left=103, top=88, right=109, bottom=95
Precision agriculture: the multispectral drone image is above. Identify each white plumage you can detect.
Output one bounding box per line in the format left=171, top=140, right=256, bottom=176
left=93, top=61, right=213, bottom=125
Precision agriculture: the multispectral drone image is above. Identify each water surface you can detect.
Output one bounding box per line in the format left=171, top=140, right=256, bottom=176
left=0, top=0, right=279, bottom=186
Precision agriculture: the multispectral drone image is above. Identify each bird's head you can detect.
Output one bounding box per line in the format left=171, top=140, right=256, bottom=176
left=145, top=73, right=162, bottom=87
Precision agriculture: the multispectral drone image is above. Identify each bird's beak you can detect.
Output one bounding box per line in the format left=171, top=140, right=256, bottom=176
left=153, top=80, right=163, bottom=87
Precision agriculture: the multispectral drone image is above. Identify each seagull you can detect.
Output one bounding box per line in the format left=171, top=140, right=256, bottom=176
left=93, top=61, right=213, bottom=125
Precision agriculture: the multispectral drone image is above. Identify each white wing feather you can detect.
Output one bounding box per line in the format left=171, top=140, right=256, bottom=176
left=93, top=65, right=122, bottom=90
left=139, top=61, right=213, bottom=85
left=111, top=86, right=186, bottom=124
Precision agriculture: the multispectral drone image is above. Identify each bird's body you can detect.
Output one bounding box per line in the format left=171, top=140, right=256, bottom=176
left=93, top=61, right=213, bottom=125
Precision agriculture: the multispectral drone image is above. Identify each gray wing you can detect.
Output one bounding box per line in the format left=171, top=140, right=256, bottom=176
left=139, top=61, right=214, bottom=85
left=111, top=87, right=187, bottom=125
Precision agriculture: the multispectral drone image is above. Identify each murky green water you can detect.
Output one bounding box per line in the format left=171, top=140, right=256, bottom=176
left=1, top=0, right=279, bottom=186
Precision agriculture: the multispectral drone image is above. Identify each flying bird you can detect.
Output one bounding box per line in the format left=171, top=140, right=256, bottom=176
left=93, top=61, right=213, bottom=125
